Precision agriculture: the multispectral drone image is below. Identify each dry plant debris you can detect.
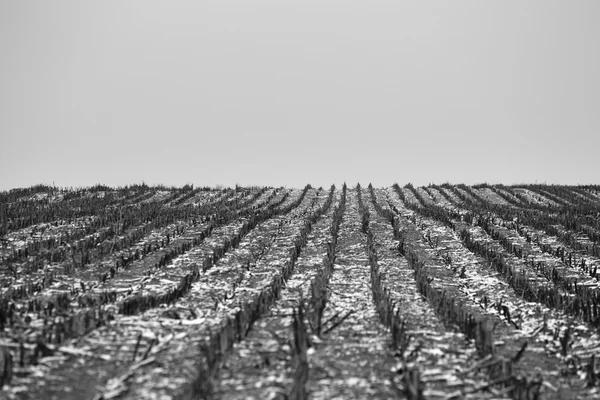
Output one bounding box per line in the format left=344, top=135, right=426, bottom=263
left=1, top=183, right=600, bottom=399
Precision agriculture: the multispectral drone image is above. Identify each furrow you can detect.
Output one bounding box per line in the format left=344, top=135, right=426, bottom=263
left=364, top=186, right=487, bottom=399
left=0, top=189, right=300, bottom=391
left=304, top=188, right=398, bottom=400
left=383, top=187, right=600, bottom=398
left=109, top=187, right=333, bottom=399
left=4, top=187, right=323, bottom=399
left=213, top=189, right=342, bottom=399
left=0, top=188, right=275, bottom=311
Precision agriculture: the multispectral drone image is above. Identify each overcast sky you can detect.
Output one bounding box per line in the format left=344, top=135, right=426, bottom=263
left=1, top=1, right=598, bottom=190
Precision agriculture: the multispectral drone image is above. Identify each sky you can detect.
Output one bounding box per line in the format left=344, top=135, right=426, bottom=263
left=1, top=1, right=599, bottom=190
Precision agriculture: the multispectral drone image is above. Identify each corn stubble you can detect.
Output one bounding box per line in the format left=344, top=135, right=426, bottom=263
left=1, top=183, right=600, bottom=398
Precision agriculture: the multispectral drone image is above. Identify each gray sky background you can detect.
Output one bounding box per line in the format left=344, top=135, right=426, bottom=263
left=1, top=1, right=599, bottom=190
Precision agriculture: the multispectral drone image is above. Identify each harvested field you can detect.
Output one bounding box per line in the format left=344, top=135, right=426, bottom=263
left=2, top=183, right=600, bottom=399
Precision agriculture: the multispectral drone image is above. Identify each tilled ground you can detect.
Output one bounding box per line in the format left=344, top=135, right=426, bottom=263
left=1, top=184, right=600, bottom=399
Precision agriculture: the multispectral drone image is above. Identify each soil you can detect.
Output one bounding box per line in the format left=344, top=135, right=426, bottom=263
left=1, top=184, right=600, bottom=399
